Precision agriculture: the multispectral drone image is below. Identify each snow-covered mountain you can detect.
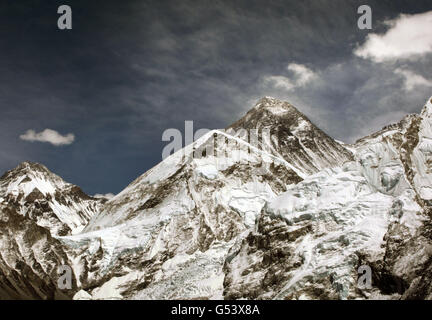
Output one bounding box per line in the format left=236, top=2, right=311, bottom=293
left=66, top=129, right=304, bottom=299
left=224, top=97, right=432, bottom=300
left=0, top=96, right=431, bottom=300
left=0, top=162, right=102, bottom=299
left=0, top=162, right=102, bottom=236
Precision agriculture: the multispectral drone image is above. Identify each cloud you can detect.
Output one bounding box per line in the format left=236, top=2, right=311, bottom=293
left=395, top=68, right=432, bottom=91
left=263, top=75, right=296, bottom=90
left=93, top=193, right=115, bottom=199
left=355, top=11, right=432, bottom=62
left=20, top=129, right=75, bottom=146
left=287, top=63, right=317, bottom=85
left=263, top=63, right=317, bottom=91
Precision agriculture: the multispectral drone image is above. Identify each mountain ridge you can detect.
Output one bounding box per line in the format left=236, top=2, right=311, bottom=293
left=0, top=96, right=431, bottom=299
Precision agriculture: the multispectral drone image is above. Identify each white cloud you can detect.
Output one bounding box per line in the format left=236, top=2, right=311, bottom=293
left=395, top=68, right=432, bottom=91
left=355, top=11, right=432, bottom=62
left=263, top=75, right=296, bottom=90
left=20, top=129, right=75, bottom=146
left=263, top=63, right=317, bottom=90
left=93, top=193, right=115, bottom=200
left=286, top=63, right=317, bottom=85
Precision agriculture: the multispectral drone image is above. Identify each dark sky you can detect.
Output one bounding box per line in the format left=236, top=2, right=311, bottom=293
left=1, top=0, right=431, bottom=195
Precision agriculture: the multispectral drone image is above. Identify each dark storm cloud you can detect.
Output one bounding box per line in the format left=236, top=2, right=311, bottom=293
left=0, top=0, right=431, bottom=194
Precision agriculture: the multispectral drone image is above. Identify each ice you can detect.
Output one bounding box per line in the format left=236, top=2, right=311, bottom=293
left=195, top=163, right=219, bottom=180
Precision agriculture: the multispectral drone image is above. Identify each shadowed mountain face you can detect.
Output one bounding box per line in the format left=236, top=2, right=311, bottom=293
left=0, top=96, right=431, bottom=300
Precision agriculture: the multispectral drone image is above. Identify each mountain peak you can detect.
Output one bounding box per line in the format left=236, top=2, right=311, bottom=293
left=228, top=98, right=353, bottom=175
left=15, top=161, right=50, bottom=173
left=421, top=96, right=432, bottom=117
left=0, top=161, right=62, bottom=186
left=229, top=97, right=305, bottom=132
left=0, top=161, right=101, bottom=236
left=253, top=96, right=297, bottom=116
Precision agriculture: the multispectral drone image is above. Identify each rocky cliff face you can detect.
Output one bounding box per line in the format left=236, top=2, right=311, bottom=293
left=0, top=97, right=431, bottom=300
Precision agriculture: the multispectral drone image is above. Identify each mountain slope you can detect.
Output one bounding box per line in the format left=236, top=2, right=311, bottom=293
left=62, top=129, right=303, bottom=299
